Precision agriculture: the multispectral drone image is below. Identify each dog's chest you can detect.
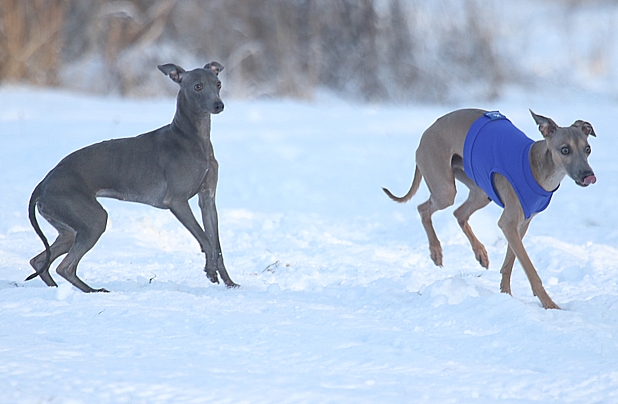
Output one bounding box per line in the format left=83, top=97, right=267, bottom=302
left=463, top=112, right=554, bottom=219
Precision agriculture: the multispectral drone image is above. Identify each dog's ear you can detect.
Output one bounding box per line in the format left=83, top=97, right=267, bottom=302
left=571, top=120, right=597, bottom=137
left=157, top=64, right=186, bottom=84
left=530, top=110, right=558, bottom=137
left=204, top=61, right=224, bottom=76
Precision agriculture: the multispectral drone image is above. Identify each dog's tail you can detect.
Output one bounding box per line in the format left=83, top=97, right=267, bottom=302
left=382, top=166, right=423, bottom=203
left=25, top=183, right=51, bottom=281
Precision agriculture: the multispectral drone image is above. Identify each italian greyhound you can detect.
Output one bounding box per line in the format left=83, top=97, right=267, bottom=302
left=383, top=109, right=596, bottom=309
left=26, top=62, right=238, bottom=292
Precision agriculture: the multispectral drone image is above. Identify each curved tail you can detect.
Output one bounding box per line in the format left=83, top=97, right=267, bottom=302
left=382, top=166, right=423, bottom=203
left=25, top=183, right=51, bottom=281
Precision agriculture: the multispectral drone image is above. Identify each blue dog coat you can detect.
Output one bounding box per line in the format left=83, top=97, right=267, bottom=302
left=463, top=111, right=555, bottom=219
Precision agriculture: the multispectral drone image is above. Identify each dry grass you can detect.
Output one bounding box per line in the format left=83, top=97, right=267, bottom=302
left=0, top=0, right=509, bottom=101
left=0, top=0, right=68, bottom=85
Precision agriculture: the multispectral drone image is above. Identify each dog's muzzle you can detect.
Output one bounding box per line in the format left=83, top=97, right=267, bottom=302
left=577, top=173, right=597, bottom=187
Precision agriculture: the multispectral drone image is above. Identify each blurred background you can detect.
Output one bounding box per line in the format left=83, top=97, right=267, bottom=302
left=1, top=0, right=617, bottom=103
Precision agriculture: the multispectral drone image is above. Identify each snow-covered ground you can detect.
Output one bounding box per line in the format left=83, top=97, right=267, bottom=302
left=1, top=87, right=617, bottom=403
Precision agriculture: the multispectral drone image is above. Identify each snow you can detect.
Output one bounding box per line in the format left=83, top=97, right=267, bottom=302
left=1, top=87, right=617, bottom=403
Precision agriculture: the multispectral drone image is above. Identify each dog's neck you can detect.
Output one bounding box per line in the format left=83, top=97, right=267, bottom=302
left=529, top=140, right=565, bottom=192
left=171, top=93, right=212, bottom=141
left=171, top=109, right=211, bottom=139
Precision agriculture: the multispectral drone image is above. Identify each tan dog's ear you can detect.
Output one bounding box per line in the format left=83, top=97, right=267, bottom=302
left=571, top=120, right=597, bottom=137
left=530, top=110, right=558, bottom=137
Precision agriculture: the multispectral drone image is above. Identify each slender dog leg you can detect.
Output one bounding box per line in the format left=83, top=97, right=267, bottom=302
left=55, top=212, right=108, bottom=293
left=499, top=247, right=516, bottom=295
left=29, top=229, right=75, bottom=287
left=198, top=160, right=238, bottom=288
left=453, top=192, right=491, bottom=268
left=418, top=192, right=455, bottom=267
left=56, top=247, right=108, bottom=293
left=34, top=195, right=108, bottom=292
left=167, top=198, right=238, bottom=286
left=496, top=180, right=559, bottom=309
left=499, top=219, right=558, bottom=309
left=199, top=192, right=238, bottom=288
left=168, top=199, right=212, bottom=254
left=452, top=166, right=491, bottom=268
left=416, top=153, right=457, bottom=266
left=499, top=220, right=530, bottom=295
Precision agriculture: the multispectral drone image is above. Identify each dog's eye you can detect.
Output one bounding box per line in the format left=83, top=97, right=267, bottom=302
left=584, top=145, right=591, bottom=154
left=560, top=146, right=571, bottom=155
left=194, top=83, right=203, bottom=91
left=216, top=81, right=222, bottom=89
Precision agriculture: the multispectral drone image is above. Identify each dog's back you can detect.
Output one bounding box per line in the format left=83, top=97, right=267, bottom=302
left=37, top=123, right=211, bottom=209
left=416, top=109, right=485, bottom=163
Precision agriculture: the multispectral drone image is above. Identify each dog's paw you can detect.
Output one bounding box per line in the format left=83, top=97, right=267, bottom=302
left=205, top=270, right=220, bottom=284
left=475, top=248, right=490, bottom=269
left=540, top=295, right=561, bottom=310
left=500, top=282, right=512, bottom=295
left=429, top=245, right=443, bottom=267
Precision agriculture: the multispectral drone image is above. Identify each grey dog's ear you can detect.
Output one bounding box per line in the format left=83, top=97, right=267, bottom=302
left=571, top=120, right=597, bottom=137
left=204, top=61, right=224, bottom=76
left=530, top=109, right=559, bottom=138
left=157, top=64, right=186, bottom=84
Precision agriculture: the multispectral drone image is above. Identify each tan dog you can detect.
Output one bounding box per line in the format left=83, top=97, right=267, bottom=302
left=383, top=109, right=596, bottom=309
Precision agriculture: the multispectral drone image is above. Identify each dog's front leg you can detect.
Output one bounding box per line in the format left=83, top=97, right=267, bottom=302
left=499, top=219, right=531, bottom=295
left=198, top=164, right=238, bottom=288
left=495, top=177, right=559, bottom=309
left=167, top=198, right=213, bottom=253
left=499, top=215, right=559, bottom=309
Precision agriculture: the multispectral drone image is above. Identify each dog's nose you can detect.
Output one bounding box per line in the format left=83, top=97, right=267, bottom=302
left=582, top=173, right=596, bottom=186
left=213, top=101, right=224, bottom=114
left=578, top=170, right=596, bottom=187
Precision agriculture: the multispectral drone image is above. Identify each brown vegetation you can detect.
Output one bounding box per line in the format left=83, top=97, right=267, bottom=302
left=0, top=0, right=508, bottom=101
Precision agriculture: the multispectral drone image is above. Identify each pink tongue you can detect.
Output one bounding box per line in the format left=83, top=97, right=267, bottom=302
left=583, top=175, right=597, bottom=185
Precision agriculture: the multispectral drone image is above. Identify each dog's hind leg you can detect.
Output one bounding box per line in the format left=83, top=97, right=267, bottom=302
left=452, top=163, right=492, bottom=268
left=416, top=159, right=457, bottom=267
left=49, top=198, right=109, bottom=293
left=29, top=227, right=75, bottom=287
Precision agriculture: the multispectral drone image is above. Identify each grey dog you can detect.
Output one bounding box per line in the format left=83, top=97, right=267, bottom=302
left=27, top=62, right=238, bottom=292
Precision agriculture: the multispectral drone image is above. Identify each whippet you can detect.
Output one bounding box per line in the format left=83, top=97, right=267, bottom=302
left=27, top=62, right=238, bottom=292
left=383, top=109, right=596, bottom=309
